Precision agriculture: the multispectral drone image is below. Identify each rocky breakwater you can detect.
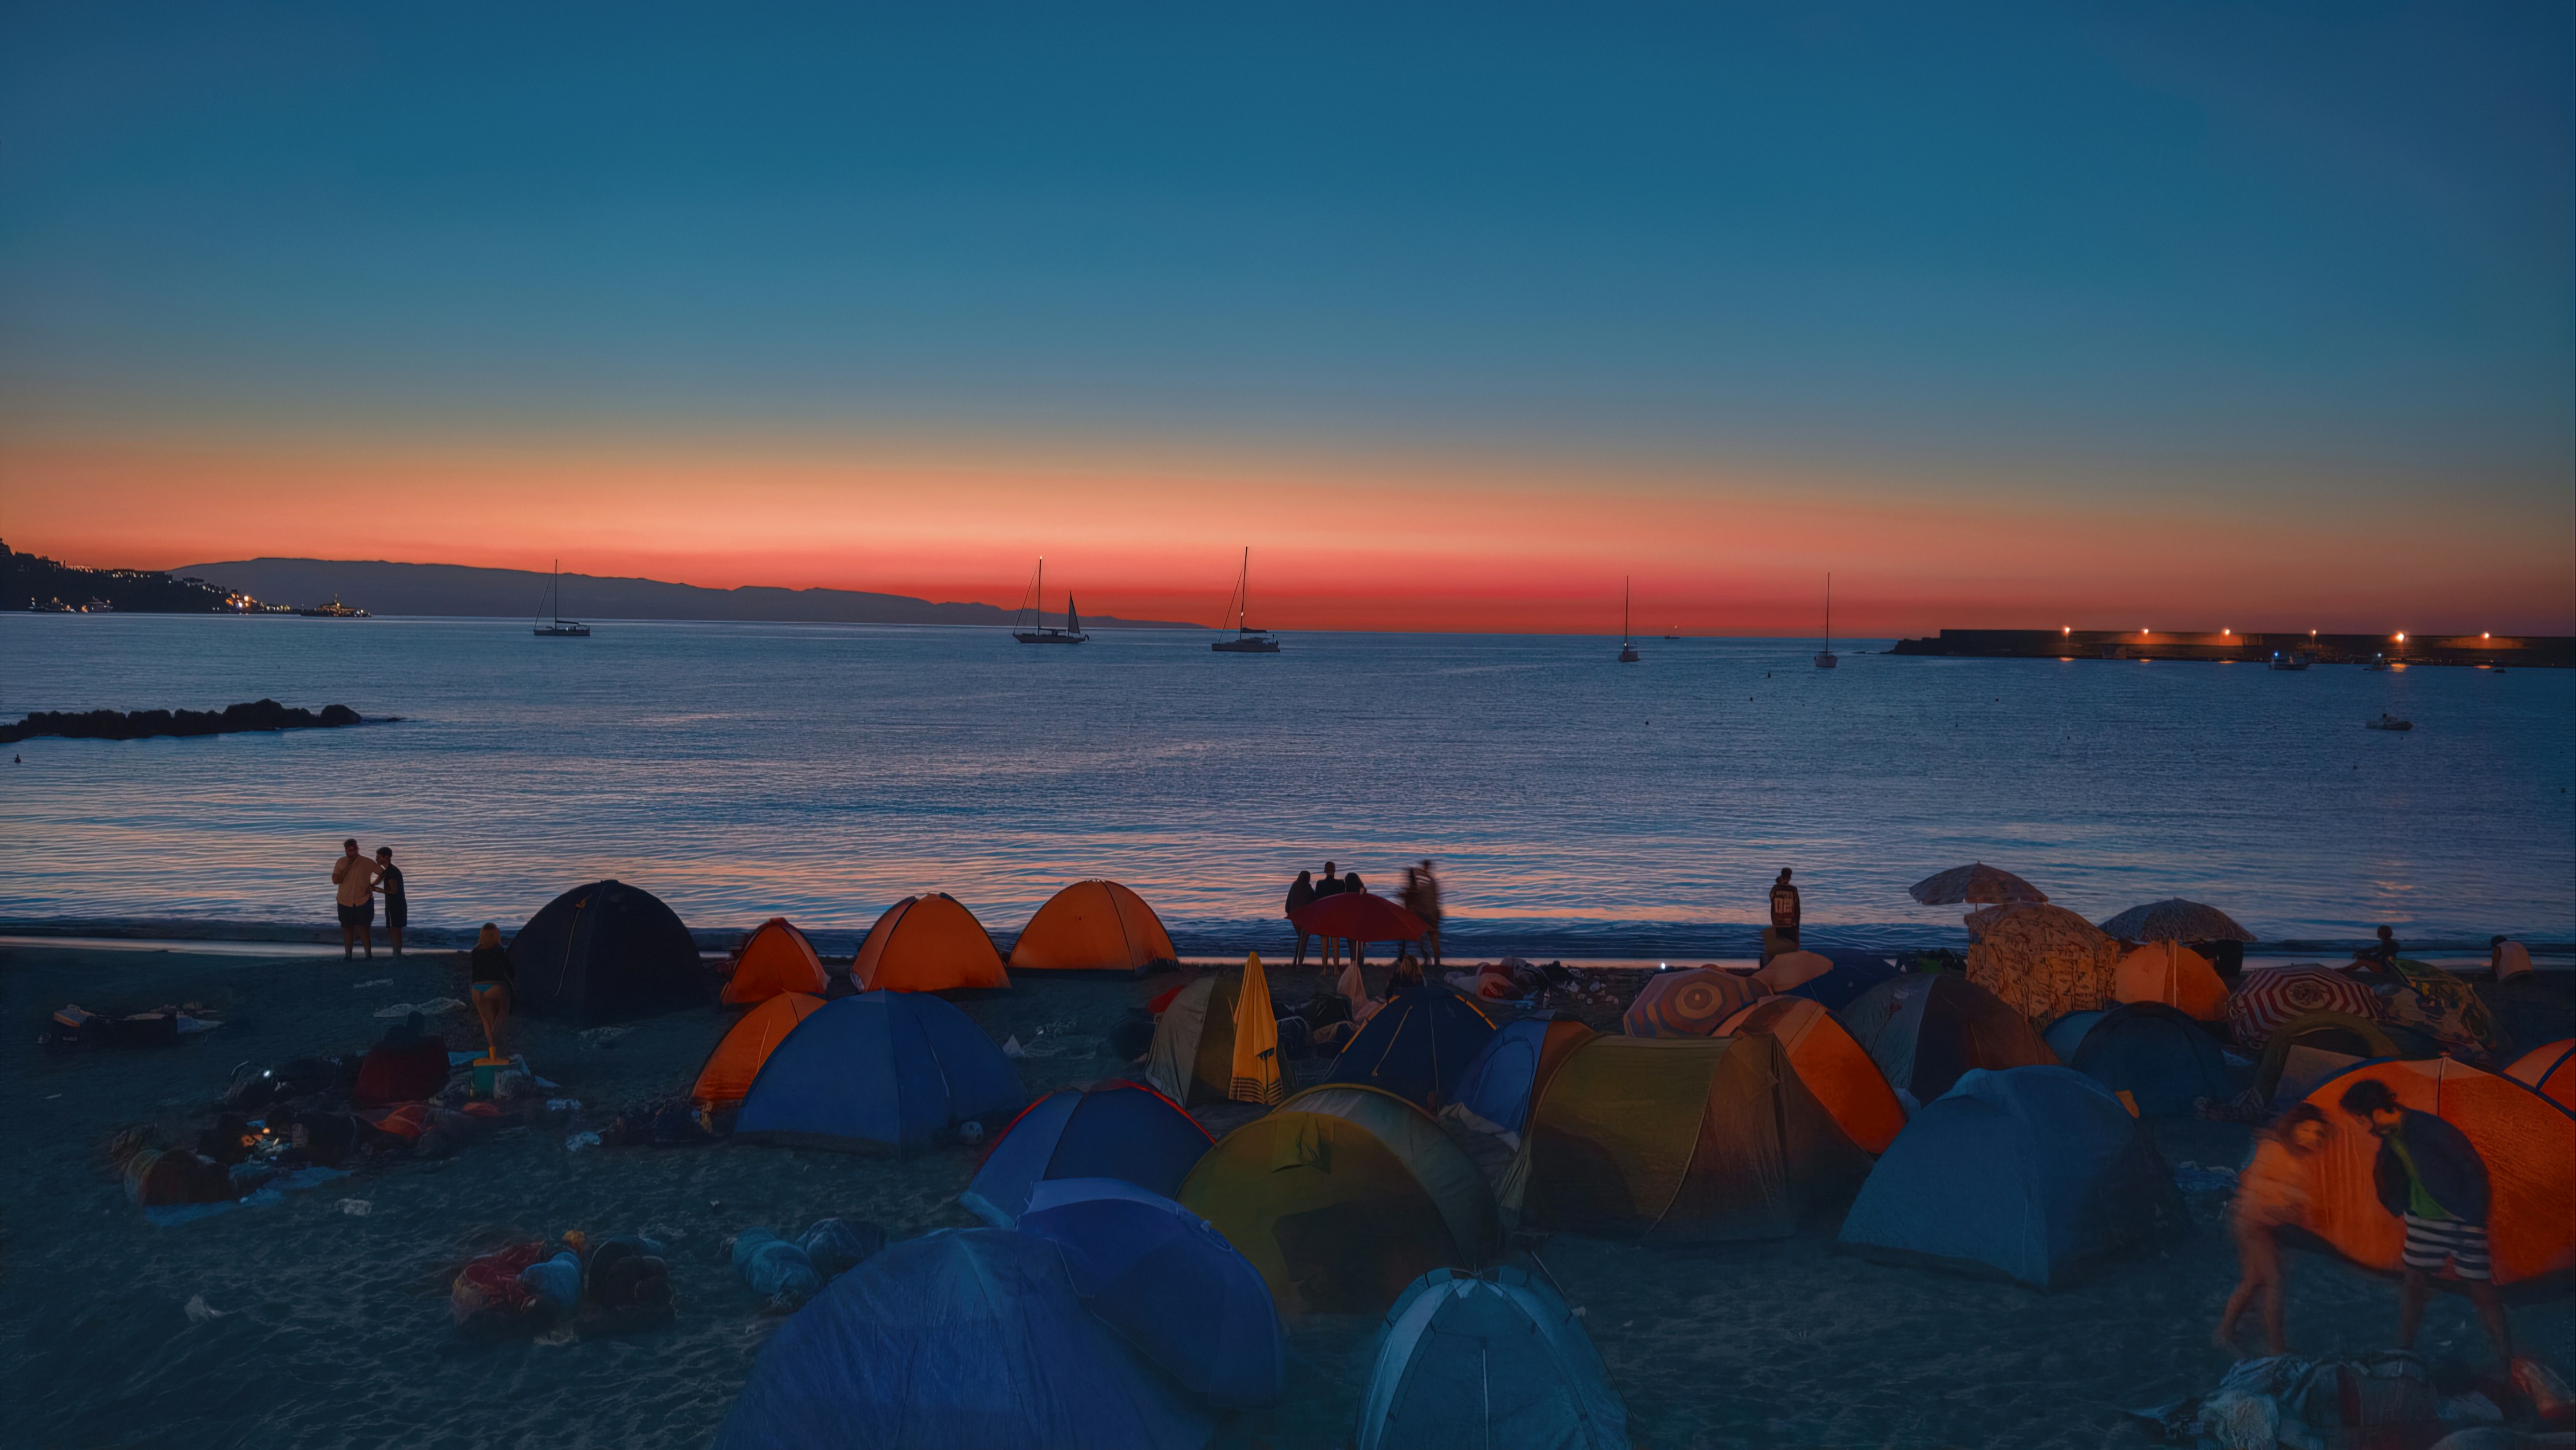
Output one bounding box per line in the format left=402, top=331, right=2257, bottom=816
left=1, top=699, right=381, bottom=744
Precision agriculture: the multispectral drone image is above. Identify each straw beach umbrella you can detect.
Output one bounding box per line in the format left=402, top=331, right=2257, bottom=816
left=1963, top=903, right=2121, bottom=1028
left=1909, top=863, right=2048, bottom=907
left=2097, top=899, right=2255, bottom=943
left=1622, top=968, right=1761, bottom=1038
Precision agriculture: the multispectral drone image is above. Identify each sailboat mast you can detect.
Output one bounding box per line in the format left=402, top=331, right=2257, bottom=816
left=1824, top=572, right=1831, bottom=651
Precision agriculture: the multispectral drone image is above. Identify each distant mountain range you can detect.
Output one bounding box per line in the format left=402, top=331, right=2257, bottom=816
left=174, top=558, right=1200, bottom=629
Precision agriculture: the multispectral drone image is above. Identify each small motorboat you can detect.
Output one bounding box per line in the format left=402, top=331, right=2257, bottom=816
left=300, top=593, right=371, bottom=619
left=2364, top=653, right=2391, bottom=671
left=2269, top=651, right=2309, bottom=671
left=2365, top=714, right=2413, bottom=732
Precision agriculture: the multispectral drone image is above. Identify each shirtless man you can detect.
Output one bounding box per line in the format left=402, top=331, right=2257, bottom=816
left=331, top=838, right=381, bottom=960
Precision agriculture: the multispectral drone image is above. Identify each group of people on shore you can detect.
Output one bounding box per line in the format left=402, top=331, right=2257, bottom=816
left=1282, top=858, right=1445, bottom=970
left=329, top=840, right=516, bottom=1055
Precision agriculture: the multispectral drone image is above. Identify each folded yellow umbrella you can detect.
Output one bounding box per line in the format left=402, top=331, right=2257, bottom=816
left=1229, top=951, right=1285, bottom=1106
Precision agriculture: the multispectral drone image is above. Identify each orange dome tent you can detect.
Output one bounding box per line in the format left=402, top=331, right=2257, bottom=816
left=722, top=918, right=829, bottom=1005
left=2112, top=940, right=2227, bottom=1021
left=693, top=991, right=825, bottom=1105
left=852, top=894, right=1009, bottom=993
left=2297, top=1057, right=2575, bottom=1286
left=1006, top=880, right=1179, bottom=975
left=1716, top=995, right=1907, bottom=1153
left=2507, top=1039, right=2574, bottom=1111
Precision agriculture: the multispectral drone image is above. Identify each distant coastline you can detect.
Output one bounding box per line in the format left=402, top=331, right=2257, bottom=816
left=1891, top=627, right=2573, bottom=669
left=172, top=556, right=1203, bottom=629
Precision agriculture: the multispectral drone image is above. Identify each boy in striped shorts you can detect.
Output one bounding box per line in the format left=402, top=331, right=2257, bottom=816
left=2338, top=1077, right=2514, bottom=1361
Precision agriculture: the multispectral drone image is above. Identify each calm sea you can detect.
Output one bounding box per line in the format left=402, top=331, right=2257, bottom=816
left=3, top=615, right=2569, bottom=957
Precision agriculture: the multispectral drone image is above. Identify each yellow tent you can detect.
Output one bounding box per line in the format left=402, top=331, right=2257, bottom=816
left=1179, top=1084, right=1500, bottom=1314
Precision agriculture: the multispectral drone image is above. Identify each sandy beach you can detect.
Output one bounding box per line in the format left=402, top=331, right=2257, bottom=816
left=6, top=941, right=2568, bottom=1450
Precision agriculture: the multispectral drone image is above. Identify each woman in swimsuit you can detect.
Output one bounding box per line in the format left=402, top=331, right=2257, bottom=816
left=467, top=922, right=514, bottom=1055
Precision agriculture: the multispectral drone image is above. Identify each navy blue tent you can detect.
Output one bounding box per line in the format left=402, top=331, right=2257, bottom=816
left=2060, top=1002, right=2236, bottom=1117
left=1020, top=1179, right=1283, bottom=1409
left=1838, top=1066, right=2186, bottom=1289
left=961, top=1081, right=1213, bottom=1227
left=1441, top=1016, right=1593, bottom=1145
left=2042, top=1009, right=2108, bottom=1063
left=1780, top=949, right=1899, bottom=1013
left=1323, top=987, right=1498, bottom=1110
left=1354, top=1267, right=1627, bottom=1450
left=717, top=1228, right=1215, bottom=1450
left=507, top=879, right=709, bottom=1025
left=735, top=991, right=1024, bottom=1153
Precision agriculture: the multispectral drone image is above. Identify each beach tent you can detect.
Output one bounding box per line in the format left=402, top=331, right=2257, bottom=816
left=714, top=1227, right=1216, bottom=1450
left=2055, top=1002, right=2235, bottom=1117
left=693, top=991, right=826, bottom=1107
left=1323, top=986, right=1498, bottom=1111
left=1507, top=1034, right=1871, bottom=1240
left=2226, top=966, right=2380, bottom=1053
left=1007, top=880, right=1179, bottom=975
left=508, top=879, right=709, bottom=1025
left=961, top=1081, right=1214, bottom=1227
left=1440, top=1016, right=1595, bottom=1145
left=2112, top=941, right=2228, bottom=1021
left=734, top=991, right=1024, bottom=1153
left=1836, top=972, right=2058, bottom=1105
left=1020, top=1179, right=1283, bottom=1409
left=1777, top=949, right=1900, bottom=1013
left=721, top=918, right=829, bottom=1005
left=853, top=893, right=1010, bottom=993
left=1716, top=995, right=1908, bottom=1153
left=1838, top=1066, right=2187, bottom=1289
left=1964, top=903, right=2121, bottom=1028
left=1622, top=967, right=1761, bottom=1038
left=2253, top=1011, right=2397, bottom=1104
left=1179, top=1085, right=1501, bottom=1315
left=1145, top=967, right=1284, bottom=1107
left=2295, top=1057, right=2575, bottom=1286
left=1354, top=1267, right=1627, bottom=1450
left=1752, top=950, right=1835, bottom=994
left=2506, top=1039, right=2575, bottom=1110
left=2042, top=1009, right=2108, bottom=1063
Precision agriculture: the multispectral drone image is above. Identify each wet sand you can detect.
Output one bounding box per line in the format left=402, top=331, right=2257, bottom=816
left=5, top=943, right=2568, bottom=1449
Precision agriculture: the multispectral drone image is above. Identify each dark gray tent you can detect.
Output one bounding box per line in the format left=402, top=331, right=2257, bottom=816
left=508, top=879, right=709, bottom=1025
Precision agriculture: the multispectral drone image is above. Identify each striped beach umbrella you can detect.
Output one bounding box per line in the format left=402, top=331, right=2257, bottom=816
left=1622, top=968, right=1761, bottom=1038
left=2225, top=965, right=2378, bottom=1053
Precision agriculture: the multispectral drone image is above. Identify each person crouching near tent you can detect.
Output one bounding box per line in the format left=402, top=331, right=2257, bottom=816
left=2338, top=1077, right=2515, bottom=1362
left=2217, top=1104, right=2327, bottom=1356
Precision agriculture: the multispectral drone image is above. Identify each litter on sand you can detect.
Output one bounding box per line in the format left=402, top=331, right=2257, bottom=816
left=184, top=1295, right=227, bottom=1323
left=336, top=1198, right=372, bottom=1216
left=374, top=999, right=467, bottom=1019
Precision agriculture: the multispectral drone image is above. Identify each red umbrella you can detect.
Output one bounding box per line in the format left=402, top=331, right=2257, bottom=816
left=1291, top=892, right=1428, bottom=943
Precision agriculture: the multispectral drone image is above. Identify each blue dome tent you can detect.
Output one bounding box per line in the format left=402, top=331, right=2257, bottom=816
left=716, top=1228, right=1215, bottom=1450
left=1354, top=1267, right=1627, bottom=1450
left=1019, top=1179, right=1283, bottom=1409
left=1780, top=949, right=1899, bottom=1012
left=1323, top=987, right=1498, bottom=1111
left=1441, top=1016, right=1594, bottom=1145
left=962, top=1081, right=1213, bottom=1227
left=1837, top=1066, right=2185, bottom=1289
left=2059, top=1002, right=2236, bottom=1117
left=734, top=991, right=1023, bottom=1153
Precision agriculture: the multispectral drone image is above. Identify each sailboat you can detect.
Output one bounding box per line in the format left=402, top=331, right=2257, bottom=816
left=532, top=560, right=590, bottom=637
left=1813, top=574, right=1837, bottom=669
left=1011, top=557, right=1088, bottom=644
left=1210, top=548, right=1281, bottom=653
left=1618, top=578, right=1640, bottom=662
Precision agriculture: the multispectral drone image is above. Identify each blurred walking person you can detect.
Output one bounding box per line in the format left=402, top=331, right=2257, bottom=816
left=2338, top=1077, right=2514, bottom=1360
left=1286, top=870, right=1317, bottom=967
left=373, top=846, right=409, bottom=956
left=1416, top=859, right=1444, bottom=967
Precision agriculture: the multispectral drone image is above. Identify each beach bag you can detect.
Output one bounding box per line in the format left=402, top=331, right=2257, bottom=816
left=452, top=1243, right=550, bottom=1330
left=797, top=1218, right=884, bottom=1278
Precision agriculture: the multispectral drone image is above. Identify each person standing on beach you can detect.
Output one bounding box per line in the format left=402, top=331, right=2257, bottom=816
left=1416, top=859, right=1443, bottom=967
left=466, top=922, right=514, bottom=1055
left=1764, top=868, right=1801, bottom=962
left=1287, top=870, right=1317, bottom=967
left=1316, top=862, right=1343, bottom=967
left=331, top=838, right=380, bottom=961
left=2216, top=1104, right=2328, bottom=1356
left=2337, top=1077, right=2514, bottom=1360
left=1342, top=870, right=1368, bottom=970
left=373, top=846, right=409, bottom=957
